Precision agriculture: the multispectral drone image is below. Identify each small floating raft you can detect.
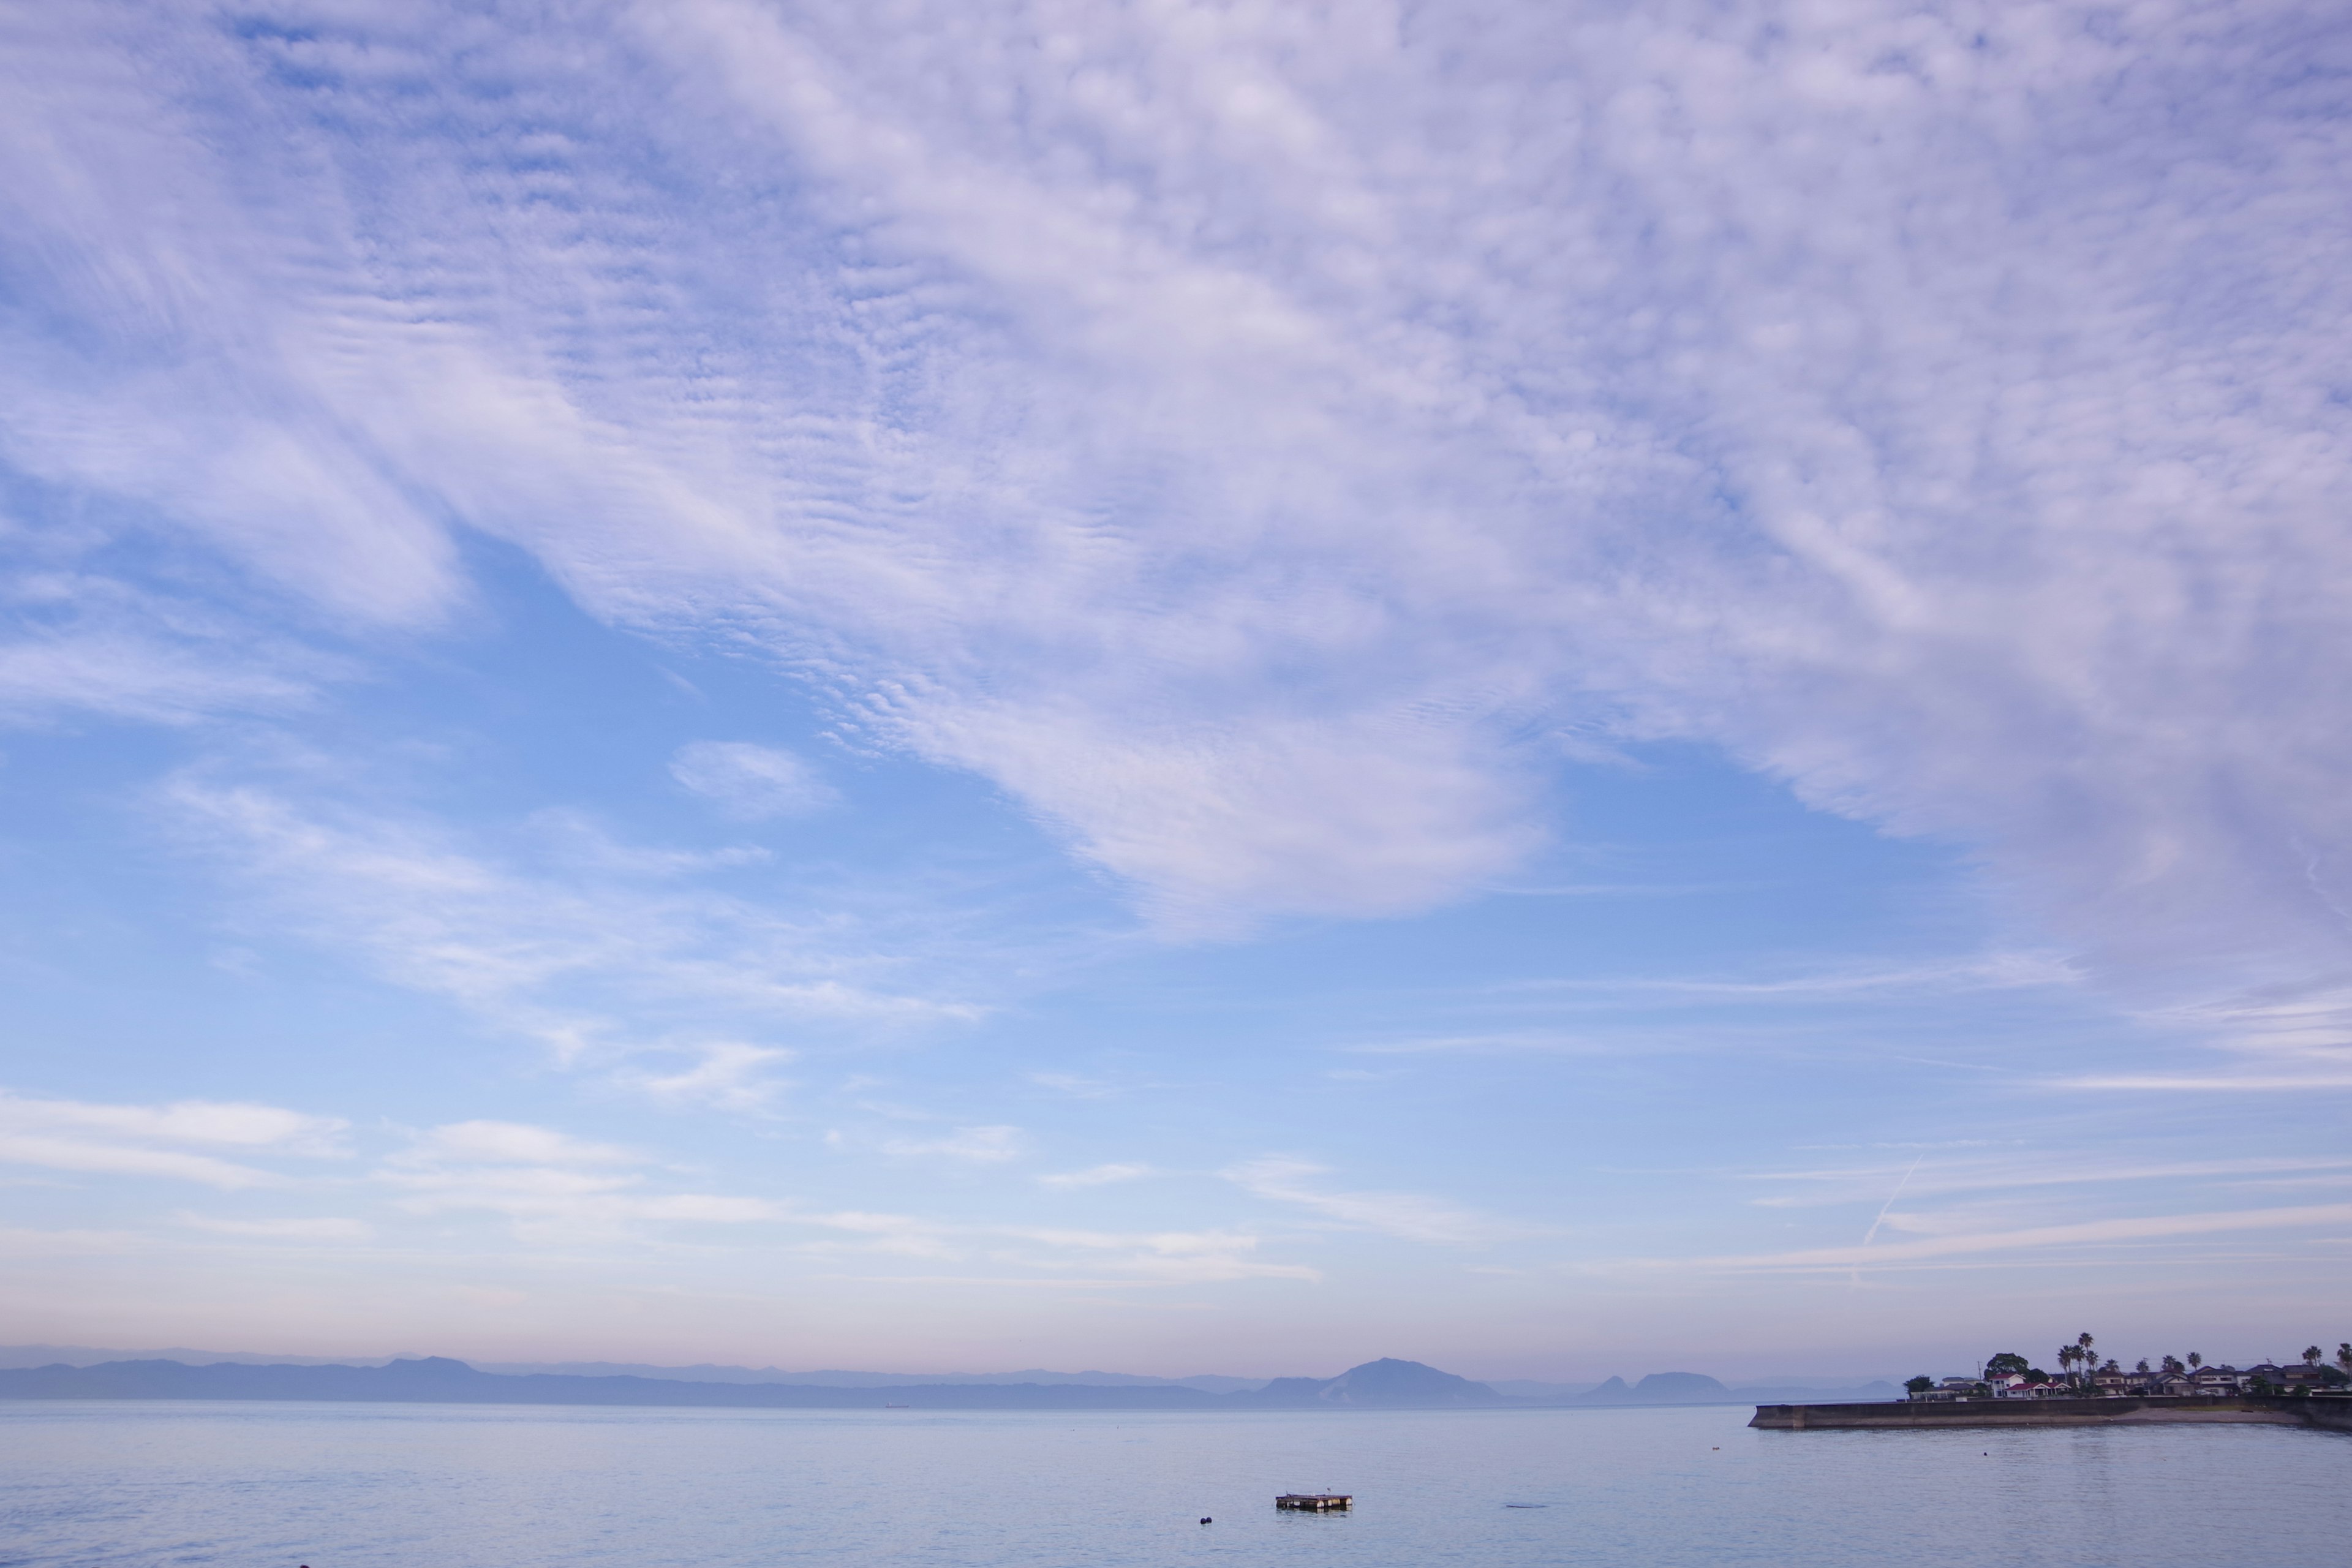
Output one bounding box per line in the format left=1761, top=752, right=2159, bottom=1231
left=1276, top=1494, right=1352, bottom=1511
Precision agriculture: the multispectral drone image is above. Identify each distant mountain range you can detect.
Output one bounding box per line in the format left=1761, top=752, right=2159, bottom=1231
left=0, top=1351, right=1896, bottom=1410
left=0, top=1344, right=1261, bottom=1390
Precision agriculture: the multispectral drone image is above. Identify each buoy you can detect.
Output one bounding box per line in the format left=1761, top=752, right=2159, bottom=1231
left=1200, top=1516, right=1213, bottom=1525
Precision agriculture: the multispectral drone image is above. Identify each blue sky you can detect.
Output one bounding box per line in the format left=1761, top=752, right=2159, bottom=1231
left=2, top=0, right=2349, bottom=1381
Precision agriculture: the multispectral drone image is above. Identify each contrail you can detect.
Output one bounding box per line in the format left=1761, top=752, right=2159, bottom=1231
left=1861, top=1153, right=1926, bottom=1248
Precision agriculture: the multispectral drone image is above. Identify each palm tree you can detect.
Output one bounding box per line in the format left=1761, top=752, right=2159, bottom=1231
left=2187, top=1352, right=2202, bottom=1371
left=2302, top=1345, right=2323, bottom=1368
left=2057, top=1345, right=2078, bottom=1387
left=2335, top=1344, right=2350, bottom=1379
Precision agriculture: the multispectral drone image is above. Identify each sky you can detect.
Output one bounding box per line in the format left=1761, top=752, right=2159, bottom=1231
left=1, top=0, right=2348, bottom=1383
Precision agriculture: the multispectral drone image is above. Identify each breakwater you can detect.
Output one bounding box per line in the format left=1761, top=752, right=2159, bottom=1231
left=1751, top=1395, right=2352, bottom=1431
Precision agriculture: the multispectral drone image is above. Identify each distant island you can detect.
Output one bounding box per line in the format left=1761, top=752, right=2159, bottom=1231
left=0, top=1352, right=1893, bottom=1411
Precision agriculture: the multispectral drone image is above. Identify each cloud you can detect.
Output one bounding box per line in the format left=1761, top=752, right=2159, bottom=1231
left=1037, top=1163, right=1151, bottom=1189
left=0, top=570, right=322, bottom=726
left=1224, top=1157, right=1529, bottom=1245
left=0, top=1089, right=348, bottom=1189
left=989, top=1225, right=1319, bottom=1284
left=1028, top=1072, right=1121, bottom=1099
left=880, top=1125, right=1027, bottom=1163
left=379, top=1119, right=785, bottom=1235
left=1742, top=1155, right=2352, bottom=1210
left=669, top=742, right=837, bottom=820
left=0, top=0, right=2346, bottom=1052
left=163, top=777, right=982, bottom=1066
left=616, top=1042, right=794, bottom=1112
left=393, top=1120, right=638, bottom=1168
left=178, top=1213, right=374, bottom=1241
left=1526, top=954, right=2085, bottom=1003
left=790, top=1210, right=1319, bottom=1282
left=1667, top=1202, right=2352, bottom=1275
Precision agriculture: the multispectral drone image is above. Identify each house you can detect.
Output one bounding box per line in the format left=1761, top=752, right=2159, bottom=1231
left=2243, top=1363, right=2288, bottom=1390
left=2192, top=1365, right=2245, bottom=1395
left=2275, top=1363, right=2347, bottom=1389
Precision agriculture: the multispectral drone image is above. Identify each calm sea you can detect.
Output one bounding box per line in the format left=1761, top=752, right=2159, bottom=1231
left=1, top=1400, right=2343, bottom=1567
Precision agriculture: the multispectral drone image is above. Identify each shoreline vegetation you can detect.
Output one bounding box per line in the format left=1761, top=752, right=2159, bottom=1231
left=1755, top=1332, right=2352, bottom=1433
left=1897, top=1334, right=2352, bottom=1403
left=1751, top=1395, right=2352, bottom=1432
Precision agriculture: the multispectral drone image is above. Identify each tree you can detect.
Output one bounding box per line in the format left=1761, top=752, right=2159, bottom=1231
left=1905, top=1375, right=1935, bottom=1396
left=2135, top=1359, right=2150, bottom=1374
left=2302, top=1345, right=2323, bottom=1367
left=2188, top=1352, right=2203, bottom=1372
left=2336, top=1344, right=2351, bottom=1378
left=1986, top=1352, right=2031, bottom=1379
left=2161, top=1355, right=2185, bottom=1376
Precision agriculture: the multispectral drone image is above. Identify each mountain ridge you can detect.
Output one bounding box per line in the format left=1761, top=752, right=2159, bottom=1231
left=0, top=1354, right=1891, bottom=1410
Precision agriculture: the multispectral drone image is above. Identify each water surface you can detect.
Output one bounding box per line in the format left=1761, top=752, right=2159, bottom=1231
left=1, top=1400, right=2342, bottom=1566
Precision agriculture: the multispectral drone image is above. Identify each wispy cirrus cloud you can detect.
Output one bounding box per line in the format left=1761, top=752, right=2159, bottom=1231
left=1648, top=1202, right=2352, bottom=1276
left=162, top=777, right=982, bottom=1069
left=669, top=742, right=837, bottom=821
left=880, top=1125, right=1027, bottom=1164
left=0, top=1089, right=347, bottom=1190
left=1037, top=1163, right=1152, bottom=1189
left=178, top=1213, right=374, bottom=1242
left=1224, top=1157, right=1532, bottom=1246
left=379, top=1120, right=785, bottom=1238
left=1743, top=1155, right=2352, bottom=1210
left=0, top=565, right=325, bottom=726
left=616, top=1043, right=795, bottom=1114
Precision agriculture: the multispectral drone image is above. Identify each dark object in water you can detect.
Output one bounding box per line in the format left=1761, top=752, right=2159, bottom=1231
left=1504, top=1503, right=1546, bottom=1509
left=1276, top=1493, right=1352, bottom=1510
left=1199, top=1516, right=1212, bottom=1524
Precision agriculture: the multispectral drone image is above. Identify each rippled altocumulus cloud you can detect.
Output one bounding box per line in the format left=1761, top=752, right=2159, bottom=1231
left=4, top=0, right=2349, bottom=1046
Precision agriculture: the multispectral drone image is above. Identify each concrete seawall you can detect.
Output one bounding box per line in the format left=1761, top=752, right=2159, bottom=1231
left=1751, top=1396, right=2352, bottom=1431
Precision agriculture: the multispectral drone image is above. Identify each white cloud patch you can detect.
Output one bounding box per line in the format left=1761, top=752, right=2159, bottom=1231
left=616, top=1042, right=795, bottom=1113
left=880, top=1125, right=1027, bottom=1164
left=1037, top=1163, right=1151, bottom=1189
left=395, top=1120, right=639, bottom=1168
left=1224, top=1156, right=1529, bottom=1245
left=1663, top=1202, right=2352, bottom=1276
left=0, top=570, right=322, bottom=726
left=178, top=1213, right=374, bottom=1241
left=0, top=1089, right=348, bottom=1190
left=380, top=1119, right=784, bottom=1237
left=669, top=742, right=836, bottom=821
left=163, top=777, right=981, bottom=1067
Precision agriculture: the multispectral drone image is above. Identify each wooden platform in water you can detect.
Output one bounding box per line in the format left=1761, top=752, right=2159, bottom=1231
left=1276, top=1493, right=1352, bottom=1510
